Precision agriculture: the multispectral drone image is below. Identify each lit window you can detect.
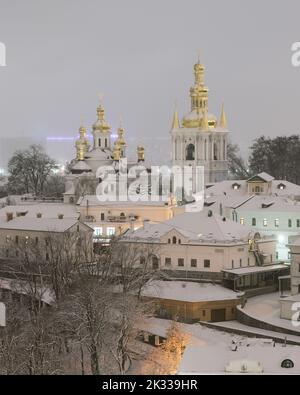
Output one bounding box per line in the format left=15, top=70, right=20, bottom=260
left=240, top=218, right=245, bottom=225
left=94, top=227, right=103, bottom=236
left=275, top=219, right=279, bottom=227
left=107, top=227, right=115, bottom=236
left=263, top=218, right=267, bottom=227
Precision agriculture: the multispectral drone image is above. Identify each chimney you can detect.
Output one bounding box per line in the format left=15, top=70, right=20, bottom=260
left=58, top=214, right=64, bottom=219
left=6, top=212, right=13, bottom=222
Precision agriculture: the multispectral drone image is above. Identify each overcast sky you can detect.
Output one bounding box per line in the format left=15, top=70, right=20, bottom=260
left=0, top=0, right=300, bottom=162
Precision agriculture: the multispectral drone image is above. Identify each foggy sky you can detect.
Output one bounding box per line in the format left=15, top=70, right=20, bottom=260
left=0, top=0, right=300, bottom=163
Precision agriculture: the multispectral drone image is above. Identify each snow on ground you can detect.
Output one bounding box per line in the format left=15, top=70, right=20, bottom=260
left=241, top=292, right=300, bottom=333
left=139, top=317, right=300, bottom=374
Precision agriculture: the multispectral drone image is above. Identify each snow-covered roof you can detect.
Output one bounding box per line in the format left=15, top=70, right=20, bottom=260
left=142, top=281, right=243, bottom=302
left=78, top=195, right=174, bottom=207
left=205, top=173, right=300, bottom=198
left=71, top=160, right=92, bottom=172
left=0, top=217, right=85, bottom=233
left=248, top=172, right=275, bottom=183
left=223, top=264, right=288, bottom=275
left=0, top=203, right=79, bottom=224
left=124, top=210, right=252, bottom=244
left=84, top=147, right=112, bottom=161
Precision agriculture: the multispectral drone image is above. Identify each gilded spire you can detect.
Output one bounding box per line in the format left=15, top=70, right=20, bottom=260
left=219, top=102, right=228, bottom=129
left=112, top=141, right=121, bottom=161
left=190, top=59, right=209, bottom=114
left=75, top=124, right=90, bottom=160
left=171, top=101, right=180, bottom=129
left=137, top=145, right=145, bottom=162
left=92, top=99, right=111, bottom=133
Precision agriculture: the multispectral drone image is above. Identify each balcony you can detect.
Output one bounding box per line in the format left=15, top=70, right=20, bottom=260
left=84, top=215, right=96, bottom=223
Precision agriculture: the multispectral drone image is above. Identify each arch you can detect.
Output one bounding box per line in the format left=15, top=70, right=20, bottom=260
left=172, top=236, right=177, bottom=244
left=213, top=141, right=218, bottom=160
left=186, top=144, right=195, bottom=160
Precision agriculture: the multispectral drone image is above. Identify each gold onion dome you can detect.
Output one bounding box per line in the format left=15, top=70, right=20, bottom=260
left=137, top=145, right=145, bottom=161
left=182, top=60, right=217, bottom=129
left=75, top=124, right=90, bottom=160
left=92, top=104, right=111, bottom=132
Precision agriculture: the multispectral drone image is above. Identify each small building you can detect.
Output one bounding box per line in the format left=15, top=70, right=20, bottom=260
left=122, top=210, right=277, bottom=282
left=77, top=194, right=183, bottom=243
left=222, top=264, right=289, bottom=292
left=141, top=280, right=244, bottom=323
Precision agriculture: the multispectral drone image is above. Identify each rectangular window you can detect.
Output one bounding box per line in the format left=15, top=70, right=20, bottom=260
left=240, top=218, right=245, bottom=225
left=263, top=218, right=267, bottom=227
left=178, top=258, right=184, bottom=267
left=165, top=257, right=171, bottom=267
left=275, top=219, right=279, bottom=227
left=107, top=227, right=115, bottom=236
left=215, top=248, right=224, bottom=253
left=202, top=310, right=206, bottom=317
left=297, top=219, right=300, bottom=228
left=191, top=259, right=197, bottom=268
left=232, top=260, right=234, bottom=268
left=15, top=235, right=19, bottom=244
left=204, top=259, right=210, bottom=268
left=298, top=263, right=300, bottom=273
left=240, top=258, right=242, bottom=267
left=252, top=218, right=256, bottom=226
left=288, top=219, right=292, bottom=228
left=100, top=213, right=105, bottom=221
left=94, top=227, right=103, bottom=236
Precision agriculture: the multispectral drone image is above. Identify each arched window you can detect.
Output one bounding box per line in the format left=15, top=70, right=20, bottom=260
left=178, top=239, right=181, bottom=244
left=168, top=238, right=171, bottom=244
left=172, top=236, right=177, bottom=244
left=186, top=144, right=195, bottom=161
left=105, top=138, right=108, bottom=148
left=98, top=138, right=101, bottom=147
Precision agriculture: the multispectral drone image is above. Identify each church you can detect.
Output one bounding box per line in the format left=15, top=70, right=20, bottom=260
left=171, top=60, right=229, bottom=185
left=64, top=59, right=230, bottom=204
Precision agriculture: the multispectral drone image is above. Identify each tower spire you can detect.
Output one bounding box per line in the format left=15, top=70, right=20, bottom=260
left=219, top=102, right=228, bottom=129
left=171, top=101, right=180, bottom=129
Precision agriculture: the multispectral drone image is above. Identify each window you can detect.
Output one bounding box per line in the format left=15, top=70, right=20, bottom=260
left=15, top=235, right=19, bottom=245
left=240, top=218, right=245, bottom=225
left=178, top=239, right=181, bottom=244
left=165, top=257, right=171, bottom=267
left=204, top=259, right=210, bottom=268
left=168, top=238, right=171, bottom=244
left=185, top=144, right=195, bottom=161
left=276, top=251, right=279, bottom=260
left=281, top=359, right=294, bottom=369
left=191, top=259, right=197, bottom=268
left=298, top=263, right=300, bottom=273
left=240, top=259, right=242, bottom=267
left=35, top=237, right=39, bottom=245
left=101, top=213, right=105, bottom=221
left=232, top=260, right=234, bottom=268
left=140, top=256, right=146, bottom=265
left=178, top=258, right=184, bottom=267
left=152, top=256, right=159, bottom=269
left=288, top=219, right=292, bottom=228
left=107, top=227, right=115, bottom=236
left=263, top=218, right=267, bottom=227
left=105, top=138, right=108, bottom=148
left=252, top=218, right=256, bottom=226
left=297, top=219, right=300, bottom=228
left=94, top=227, right=103, bottom=237
left=248, top=257, right=250, bottom=266
left=98, top=138, right=101, bottom=147
left=202, top=310, right=206, bottom=317
left=46, top=253, right=49, bottom=261
left=275, top=219, right=279, bottom=228
left=172, top=236, right=177, bottom=244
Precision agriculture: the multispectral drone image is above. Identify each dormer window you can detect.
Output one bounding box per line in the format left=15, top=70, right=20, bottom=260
left=172, top=236, right=177, bottom=244
left=278, top=183, right=286, bottom=190
left=232, top=183, right=241, bottom=190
